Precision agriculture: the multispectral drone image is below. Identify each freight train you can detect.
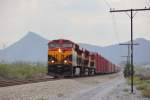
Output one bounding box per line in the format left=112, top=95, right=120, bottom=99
left=48, top=39, right=119, bottom=77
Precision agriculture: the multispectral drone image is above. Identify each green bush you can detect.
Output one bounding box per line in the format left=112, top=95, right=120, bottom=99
left=123, top=63, right=132, bottom=78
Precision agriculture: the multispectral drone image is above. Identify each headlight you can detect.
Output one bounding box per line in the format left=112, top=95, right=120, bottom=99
left=51, top=60, right=55, bottom=63
left=64, top=60, right=67, bottom=63
left=58, top=48, right=62, bottom=53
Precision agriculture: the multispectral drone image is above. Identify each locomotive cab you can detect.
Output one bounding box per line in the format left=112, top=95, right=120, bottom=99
left=48, top=39, right=77, bottom=76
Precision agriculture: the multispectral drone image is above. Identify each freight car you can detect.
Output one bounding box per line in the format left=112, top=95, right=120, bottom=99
left=48, top=39, right=119, bottom=77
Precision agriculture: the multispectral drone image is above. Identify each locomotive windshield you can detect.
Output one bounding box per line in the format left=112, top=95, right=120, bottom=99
left=49, top=43, right=61, bottom=48
left=62, top=43, right=72, bottom=48
left=49, top=43, right=73, bottom=48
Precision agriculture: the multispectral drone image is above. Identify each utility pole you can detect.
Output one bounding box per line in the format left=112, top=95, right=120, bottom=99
left=121, top=56, right=130, bottom=65
left=110, top=8, right=150, bottom=93
left=120, top=43, right=139, bottom=64
left=120, top=44, right=130, bottom=64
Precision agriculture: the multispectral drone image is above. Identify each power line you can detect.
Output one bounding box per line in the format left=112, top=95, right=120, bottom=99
left=145, top=0, right=150, bottom=7
left=103, top=0, right=121, bottom=44
left=111, top=13, right=120, bottom=44
left=103, top=0, right=112, bottom=8
left=145, top=0, right=150, bottom=34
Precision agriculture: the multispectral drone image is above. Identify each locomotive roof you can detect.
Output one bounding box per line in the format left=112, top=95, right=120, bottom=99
left=48, top=39, right=75, bottom=44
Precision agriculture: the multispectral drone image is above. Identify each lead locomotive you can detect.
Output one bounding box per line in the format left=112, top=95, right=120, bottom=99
left=48, top=39, right=119, bottom=77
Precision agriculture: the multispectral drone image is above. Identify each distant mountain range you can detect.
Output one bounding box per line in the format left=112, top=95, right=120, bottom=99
left=0, top=31, right=150, bottom=65
left=80, top=38, right=150, bottom=65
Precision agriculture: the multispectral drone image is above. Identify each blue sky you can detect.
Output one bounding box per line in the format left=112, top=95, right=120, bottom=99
left=0, top=0, right=150, bottom=48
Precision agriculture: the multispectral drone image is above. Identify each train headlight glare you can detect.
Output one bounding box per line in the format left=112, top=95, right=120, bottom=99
left=51, top=60, right=54, bottom=63
left=64, top=60, right=67, bottom=63
left=58, top=48, right=62, bottom=53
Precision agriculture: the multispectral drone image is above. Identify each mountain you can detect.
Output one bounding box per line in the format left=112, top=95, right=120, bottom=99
left=79, top=43, right=103, bottom=53
left=0, top=31, right=150, bottom=65
left=0, top=32, right=48, bottom=63
left=133, top=38, right=150, bottom=64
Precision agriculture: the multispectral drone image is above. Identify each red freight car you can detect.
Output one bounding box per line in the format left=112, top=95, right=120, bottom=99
left=93, top=52, right=117, bottom=74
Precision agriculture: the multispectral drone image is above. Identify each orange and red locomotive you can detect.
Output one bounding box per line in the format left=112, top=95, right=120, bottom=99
left=48, top=39, right=119, bottom=77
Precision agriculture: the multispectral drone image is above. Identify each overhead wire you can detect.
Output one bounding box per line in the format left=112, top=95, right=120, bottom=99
left=103, top=0, right=112, bottom=9
left=103, top=0, right=125, bottom=64
left=140, top=0, right=150, bottom=36
left=111, top=13, right=121, bottom=44
left=145, top=0, right=150, bottom=7
left=103, top=0, right=121, bottom=44
left=145, top=0, right=150, bottom=35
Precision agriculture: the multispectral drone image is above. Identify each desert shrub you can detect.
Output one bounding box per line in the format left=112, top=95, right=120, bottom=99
left=128, top=67, right=150, bottom=98
left=135, top=67, right=150, bottom=79
left=142, top=89, right=150, bottom=98
left=127, top=74, right=150, bottom=98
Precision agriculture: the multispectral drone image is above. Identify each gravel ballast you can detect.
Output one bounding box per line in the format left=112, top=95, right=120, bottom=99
left=0, top=73, right=148, bottom=100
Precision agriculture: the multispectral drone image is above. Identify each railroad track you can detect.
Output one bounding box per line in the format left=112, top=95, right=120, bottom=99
left=0, top=75, right=90, bottom=88
left=0, top=73, right=118, bottom=87
left=0, top=77, right=59, bottom=87
left=0, top=75, right=97, bottom=87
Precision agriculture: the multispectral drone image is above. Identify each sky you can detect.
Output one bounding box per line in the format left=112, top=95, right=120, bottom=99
left=0, top=0, right=150, bottom=48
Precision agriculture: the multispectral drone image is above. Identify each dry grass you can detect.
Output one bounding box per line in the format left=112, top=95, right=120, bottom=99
left=0, top=63, right=47, bottom=80
left=127, top=69, right=150, bottom=98
left=142, top=90, right=150, bottom=98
